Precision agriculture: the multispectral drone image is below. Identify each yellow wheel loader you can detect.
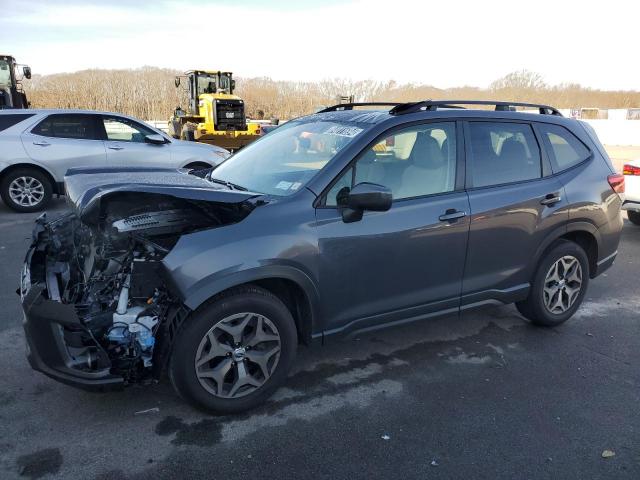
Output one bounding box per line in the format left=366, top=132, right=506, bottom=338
left=169, top=70, right=263, bottom=151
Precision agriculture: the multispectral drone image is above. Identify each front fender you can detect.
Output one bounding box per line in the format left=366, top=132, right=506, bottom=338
left=160, top=191, right=321, bottom=333
left=180, top=263, right=321, bottom=325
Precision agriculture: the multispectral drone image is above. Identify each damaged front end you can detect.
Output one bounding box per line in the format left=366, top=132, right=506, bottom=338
left=21, top=172, right=261, bottom=391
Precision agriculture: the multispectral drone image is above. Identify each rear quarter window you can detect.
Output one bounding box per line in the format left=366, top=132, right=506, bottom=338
left=538, top=123, right=590, bottom=172
left=32, top=114, right=99, bottom=140
left=0, top=114, right=34, bottom=132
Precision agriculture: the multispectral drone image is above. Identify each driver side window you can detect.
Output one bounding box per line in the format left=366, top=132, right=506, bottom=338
left=102, top=116, right=155, bottom=143
left=325, top=122, right=457, bottom=206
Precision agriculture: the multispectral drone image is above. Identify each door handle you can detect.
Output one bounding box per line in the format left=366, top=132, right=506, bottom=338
left=540, top=193, right=562, bottom=206
left=32, top=140, right=50, bottom=147
left=108, top=145, right=124, bottom=151
left=439, top=209, right=467, bottom=222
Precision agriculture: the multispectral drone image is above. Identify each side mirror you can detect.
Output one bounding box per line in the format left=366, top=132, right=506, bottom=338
left=231, top=79, right=236, bottom=91
left=341, top=182, right=392, bottom=223
left=23, top=66, right=32, bottom=79
left=174, top=77, right=181, bottom=88
left=145, top=134, right=168, bottom=145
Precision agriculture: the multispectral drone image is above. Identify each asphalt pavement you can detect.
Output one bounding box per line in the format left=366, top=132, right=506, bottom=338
left=0, top=198, right=638, bottom=479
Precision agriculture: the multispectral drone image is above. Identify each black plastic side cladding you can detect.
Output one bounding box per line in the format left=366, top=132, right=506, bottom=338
left=151, top=303, right=191, bottom=380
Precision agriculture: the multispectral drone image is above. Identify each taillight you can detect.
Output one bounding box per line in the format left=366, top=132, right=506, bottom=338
left=623, top=164, right=640, bottom=176
left=608, top=173, right=625, bottom=194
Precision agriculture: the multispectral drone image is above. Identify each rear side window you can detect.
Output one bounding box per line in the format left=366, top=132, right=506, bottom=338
left=538, top=123, right=590, bottom=172
left=32, top=114, right=99, bottom=140
left=468, top=122, right=541, bottom=187
left=0, top=114, right=34, bottom=132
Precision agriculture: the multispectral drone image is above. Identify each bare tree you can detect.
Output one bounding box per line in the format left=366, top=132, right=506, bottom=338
left=23, top=68, right=640, bottom=121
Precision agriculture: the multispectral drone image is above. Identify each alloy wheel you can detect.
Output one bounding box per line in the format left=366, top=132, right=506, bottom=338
left=194, top=312, right=281, bottom=399
left=543, top=255, right=583, bottom=314
left=8, top=176, right=45, bottom=207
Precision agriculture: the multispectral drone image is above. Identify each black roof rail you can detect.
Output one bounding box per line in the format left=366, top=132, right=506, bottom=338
left=318, top=102, right=401, bottom=113
left=389, top=100, right=563, bottom=116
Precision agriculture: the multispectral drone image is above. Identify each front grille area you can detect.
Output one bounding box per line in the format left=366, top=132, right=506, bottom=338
left=214, top=100, right=247, bottom=131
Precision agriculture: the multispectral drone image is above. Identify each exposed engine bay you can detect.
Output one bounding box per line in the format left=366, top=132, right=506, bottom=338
left=22, top=190, right=256, bottom=387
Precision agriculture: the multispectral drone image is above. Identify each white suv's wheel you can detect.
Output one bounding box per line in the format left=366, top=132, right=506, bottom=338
left=1, top=168, right=53, bottom=212
left=627, top=211, right=640, bottom=226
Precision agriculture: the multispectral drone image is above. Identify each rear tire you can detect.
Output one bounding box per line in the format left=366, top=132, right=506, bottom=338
left=516, top=240, right=589, bottom=327
left=627, top=211, right=640, bottom=226
left=169, top=286, right=297, bottom=413
left=0, top=168, right=53, bottom=213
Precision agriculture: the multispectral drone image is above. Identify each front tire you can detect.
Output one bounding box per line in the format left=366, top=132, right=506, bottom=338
left=0, top=168, right=53, bottom=212
left=516, top=240, right=589, bottom=327
left=627, top=211, right=640, bottom=226
left=169, top=286, right=297, bottom=413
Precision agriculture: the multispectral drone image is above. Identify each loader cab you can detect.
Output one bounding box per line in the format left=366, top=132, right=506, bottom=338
left=176, top=70, right=237, bottom=115
left=194, top=72, right=234, bottom=96
left=0, top=55, right=31, bottom=109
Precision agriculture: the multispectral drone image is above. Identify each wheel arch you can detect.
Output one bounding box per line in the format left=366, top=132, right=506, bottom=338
left=183, top=161, right=213, bottom=170
left=182, top=267, right=321, bottom=345
left=560, top=227, right=599, bottom=278
left=0, top=162, right=60, bottom=194
left=533, top=222, right=600, bottom=279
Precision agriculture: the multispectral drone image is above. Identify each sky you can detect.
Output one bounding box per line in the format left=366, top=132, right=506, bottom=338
left=1, top=0, right=639, bottom=90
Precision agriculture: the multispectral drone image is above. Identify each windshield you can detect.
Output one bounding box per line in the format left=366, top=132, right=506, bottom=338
left=0, top=60, right=11, bottom=86
left=219, top=73, right=231, bottom=92
left=212, top=120, right=366, bottom=196
left=196, top=74, right=217, bottom=95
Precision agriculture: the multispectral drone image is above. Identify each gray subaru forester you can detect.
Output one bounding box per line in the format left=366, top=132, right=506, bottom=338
left=20, top=100, right=624, bottom=413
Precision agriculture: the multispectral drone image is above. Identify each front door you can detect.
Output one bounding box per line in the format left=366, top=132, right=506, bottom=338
left=314, top=121, right=470, bottom=334
left=101, top=115, right=171, bottom=167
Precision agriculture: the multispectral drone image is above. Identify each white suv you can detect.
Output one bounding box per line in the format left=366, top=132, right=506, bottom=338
left=0, top=110, right=230, bottom=212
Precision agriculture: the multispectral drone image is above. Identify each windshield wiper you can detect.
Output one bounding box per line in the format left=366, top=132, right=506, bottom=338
left=208, top=177, right=249, bottom=191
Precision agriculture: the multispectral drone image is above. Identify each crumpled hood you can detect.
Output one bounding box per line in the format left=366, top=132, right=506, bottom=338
left=64, top=167, right=262, bottom=223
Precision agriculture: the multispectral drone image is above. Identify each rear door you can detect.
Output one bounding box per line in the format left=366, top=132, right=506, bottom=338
left=21, top=113, right=107, bottom=179
left=100, top=115, right=171, bottom=167
left=461, top=120, right=568, bottom=307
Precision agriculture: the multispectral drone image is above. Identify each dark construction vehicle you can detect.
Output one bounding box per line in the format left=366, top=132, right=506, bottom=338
left=0, top=55, right=31, bottom=109
left=21, top=100, right=623, bottom=414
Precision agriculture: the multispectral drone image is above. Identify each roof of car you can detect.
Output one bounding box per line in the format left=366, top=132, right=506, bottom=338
left=0, top=108, right=127, bottom=116
left=306, top=100, right=569, bottom=126
left=185, top=70, right=232, bottom=75
left=302, top=107, right=574, bottom=128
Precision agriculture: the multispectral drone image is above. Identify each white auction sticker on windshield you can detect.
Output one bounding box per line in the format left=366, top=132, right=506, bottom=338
left=275, top=181, right=294, bottom=190
left=323, top=125, right=363, bottom=138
